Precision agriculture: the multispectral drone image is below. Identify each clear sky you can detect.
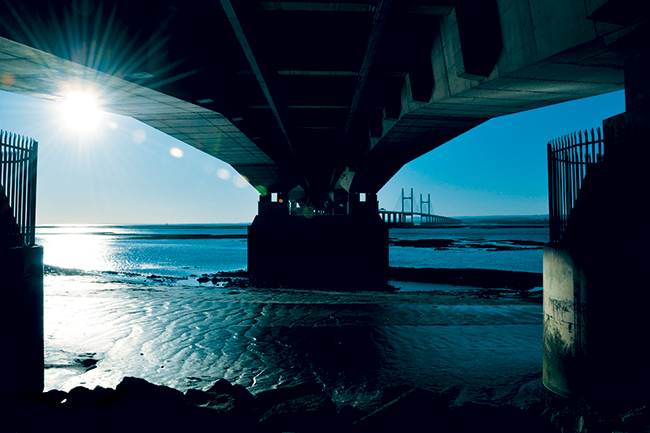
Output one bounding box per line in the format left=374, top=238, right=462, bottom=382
left=0, top=88, right=625, bottom=224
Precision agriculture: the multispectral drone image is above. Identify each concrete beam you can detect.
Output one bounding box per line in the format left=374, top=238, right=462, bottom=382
left=220, top=1, right=295, bottom=160
left=455, top=1, right=503, bottom=80
left=587, top=0, right=650, bottom=25
left=0, top=36, right=284, bottom=190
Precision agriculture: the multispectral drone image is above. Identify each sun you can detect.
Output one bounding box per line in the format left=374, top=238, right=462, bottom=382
left=61, top=91, right=102, bottom=133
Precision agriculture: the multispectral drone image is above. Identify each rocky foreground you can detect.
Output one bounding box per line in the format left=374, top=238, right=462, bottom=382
left=7, top=377, right=650, bottom=432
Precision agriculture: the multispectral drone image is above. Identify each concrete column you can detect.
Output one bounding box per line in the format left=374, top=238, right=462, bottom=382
left=1, top=245, right=43, bottom=404
left=248, top=213, right=388, bottom=289
left=542, top=245, right=587, bottom=396
left=543, top=49, right=650, bottom=405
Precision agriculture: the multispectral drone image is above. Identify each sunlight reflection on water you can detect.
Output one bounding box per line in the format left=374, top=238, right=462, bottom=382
left=40, top=233, right=115, bottom=271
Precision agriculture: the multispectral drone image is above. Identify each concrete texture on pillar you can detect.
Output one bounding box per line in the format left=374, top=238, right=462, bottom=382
left=1, top=245, right=43, bottom=403
left=542, top=245, right=587, bottom=397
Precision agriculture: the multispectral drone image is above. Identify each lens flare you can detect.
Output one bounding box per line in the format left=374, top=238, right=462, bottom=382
left=170, top=147, right=183, bottom=158
left=217, top=168, right=231, bottom=180
left=1, top=72, right=15, bottom=86
left=302, top=206, right=315, bottom=219
left=132, top=129, right=146, bottom=143
left=234, top=175, right=249, bottom=188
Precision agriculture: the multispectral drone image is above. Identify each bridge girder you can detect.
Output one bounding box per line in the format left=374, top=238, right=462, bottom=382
left=0, top=1, right=647, bottom=210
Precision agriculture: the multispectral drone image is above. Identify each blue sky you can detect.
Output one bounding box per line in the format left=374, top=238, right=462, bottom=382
left=0, top=89, right=625, bottom=224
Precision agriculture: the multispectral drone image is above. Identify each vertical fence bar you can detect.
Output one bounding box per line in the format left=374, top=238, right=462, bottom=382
left=20, top=136, right=27, bottom=244
left=578, top=132, right=584, bottom=191
left=1, top=130, right=38, bottom=247
left=590, top=128, right=595, bottom=164
left=552, top=139, right=557, bottom=242
left=547, top=125, right=605, bottom=245
left=547, top=141, right=554, bottom=241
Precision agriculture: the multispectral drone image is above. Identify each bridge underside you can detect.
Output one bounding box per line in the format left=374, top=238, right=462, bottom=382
left=0, top=0, right=646, bottom=291
left=0, top=1, right=647, bottom=211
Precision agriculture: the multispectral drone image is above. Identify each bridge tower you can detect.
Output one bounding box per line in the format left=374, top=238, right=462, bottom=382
left=420, top=193, right=432, bottom=216
left=401, top=188, right=414, bottom=224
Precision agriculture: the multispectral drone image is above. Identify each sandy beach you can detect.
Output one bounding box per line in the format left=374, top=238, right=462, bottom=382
left=44, top=271, right=545, bottom=410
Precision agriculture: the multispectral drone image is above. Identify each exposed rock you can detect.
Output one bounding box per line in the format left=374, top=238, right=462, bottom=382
left=231, top=384, right=255, bottom=405
left=379, top=384, right=416, bottom=405
left=114, top=376, right=187, bottom=410
left=74, top=357, right=98, bottom=370
left=258, top=392, right=337, bottom=432
left=205, top=378, right=254, bottom=406
left=203, top=393, right=238, bottom=413
left=11, top=377, right=650, bottom=433
left=354, top=387, right=450, bottom=431
left=64, top=386, right=97, bottom=408
left=207, top=378, right=233, bottom=394
left=185, top=388, right=215, bottom=406
left=254, top=381, right=324, bottom=414
left=38, top=389, right=67, bottom=406
left=336, top=404, right=369, bottom=426
left=622, top=405, right=650, bottom=430
left=442, top=402, right=545, bottom=433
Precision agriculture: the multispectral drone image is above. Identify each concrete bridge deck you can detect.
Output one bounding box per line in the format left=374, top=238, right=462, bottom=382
left=0, top=0, right=645, bottom=209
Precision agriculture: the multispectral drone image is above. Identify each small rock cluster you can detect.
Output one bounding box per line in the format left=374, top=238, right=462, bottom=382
left=197, top=270, right=252, bottom=287
left=7, top=377, right=650, bottom=432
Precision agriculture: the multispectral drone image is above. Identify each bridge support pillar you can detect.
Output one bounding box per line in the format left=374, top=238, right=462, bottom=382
left=543, top=49, right=650, bottom=406
left=543, top=239, right=650, bottom=405
left=248, top=197, right=388, bottom=289
left=1, top=245, right=43, bottom=405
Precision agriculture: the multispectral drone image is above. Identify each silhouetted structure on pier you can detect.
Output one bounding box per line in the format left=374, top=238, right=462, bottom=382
left=0, top=0, right=649, bottom=403
left=0, top=131, right=42, bottom=405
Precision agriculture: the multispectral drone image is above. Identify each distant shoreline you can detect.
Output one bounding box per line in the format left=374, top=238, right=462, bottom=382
left=35, top=215, right=550, bottom=228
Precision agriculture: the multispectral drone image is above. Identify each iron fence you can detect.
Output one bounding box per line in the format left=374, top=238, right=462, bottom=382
left=547, top=127, right=604, bottom=244
left=1, top=130, right=38, bottom=248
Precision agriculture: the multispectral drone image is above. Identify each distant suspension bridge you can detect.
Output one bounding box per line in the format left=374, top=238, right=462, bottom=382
left=379, top=188, right=461, bottom=227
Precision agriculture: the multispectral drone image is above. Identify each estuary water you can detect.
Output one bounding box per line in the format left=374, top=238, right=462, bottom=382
left=37, top=224, right=548, bottom=409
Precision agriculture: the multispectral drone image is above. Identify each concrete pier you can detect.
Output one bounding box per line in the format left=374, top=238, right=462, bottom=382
left=542, top=245, right=587, bottom=397
left=1, top=245, right=43, bottom=404
left=248, top=196, right=388, bottom=289
left=543, top=239, right=650, bottom=403
left=543, top=49, right=650, bottom=404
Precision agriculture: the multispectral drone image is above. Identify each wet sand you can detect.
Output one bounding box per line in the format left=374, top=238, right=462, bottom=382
left=44, top=273, right=544, bottom=409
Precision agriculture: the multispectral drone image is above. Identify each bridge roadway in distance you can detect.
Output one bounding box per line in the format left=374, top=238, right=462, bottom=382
left=0, top=0, right=646, bottom=209
left=378, top=210, right=461, bottom=226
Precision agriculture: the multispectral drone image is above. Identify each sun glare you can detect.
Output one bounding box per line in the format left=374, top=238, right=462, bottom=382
left=61, top=92, right=101, bottom=133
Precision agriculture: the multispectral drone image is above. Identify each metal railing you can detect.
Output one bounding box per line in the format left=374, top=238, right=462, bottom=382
left=547, top=127, right=603, bottom=244
left=1, top=130, right=38, bottom=248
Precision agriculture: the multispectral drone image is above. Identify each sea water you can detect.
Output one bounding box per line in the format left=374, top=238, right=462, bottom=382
left=37, top=224, right=548, bottom=408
